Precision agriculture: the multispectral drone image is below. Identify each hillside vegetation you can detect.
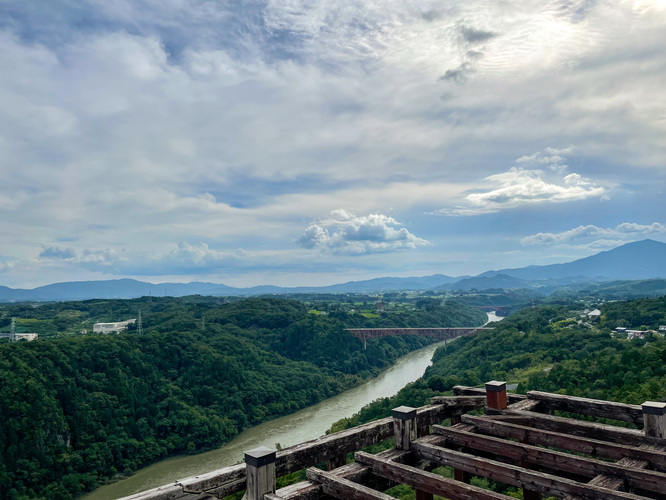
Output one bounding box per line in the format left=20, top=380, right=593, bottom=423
left=326, top=296, right=666, bottom=499
left=0, top=297, right=485, bottom=500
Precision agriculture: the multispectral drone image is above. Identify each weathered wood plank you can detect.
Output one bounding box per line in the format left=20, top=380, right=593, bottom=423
left=179, top=463, right=246, bottom=494
left=202, top=478, right=246, bottom=498
left=506, top=399, right=543, bottom=412
left=306, top=467, right=395, bottom=500
left=117, top=483, right=190, bottom=500
left=429, top=395, right=487, bottom=405
left=432, top=424, right=666, bottom=494
left=527, top=391, right=644, bottom=425
left=271, top=449, right=409, bottom=500
left=499, top=410, right=664, bottom=448
left=412, top=437, right=646, bottom=500
left=275, top=417, right=394, bottom=477
left=355, top=450, right=507, bottom=500
left=452, top=385, right=527, bottom=403
left=461, top=415, right=666, bottom=471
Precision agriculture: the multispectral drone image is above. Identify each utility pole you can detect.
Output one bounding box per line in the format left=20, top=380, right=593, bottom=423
left=137, top=310, right=143, bottom=335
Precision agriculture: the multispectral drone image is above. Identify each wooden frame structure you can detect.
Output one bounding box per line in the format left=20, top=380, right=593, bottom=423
left=121, top=383, right=666, bottom=500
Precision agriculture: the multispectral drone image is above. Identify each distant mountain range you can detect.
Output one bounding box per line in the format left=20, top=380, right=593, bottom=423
left=1, top=239, right=665, bottom=301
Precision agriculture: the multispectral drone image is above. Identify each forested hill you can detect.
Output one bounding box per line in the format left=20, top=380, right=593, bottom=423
left=331, top=295, right=666, bottom=437
left=0, top=297, right=485, bottom=499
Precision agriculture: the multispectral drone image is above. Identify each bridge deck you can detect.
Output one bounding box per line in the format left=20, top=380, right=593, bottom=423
left=345, top=327, right=494, bottom=348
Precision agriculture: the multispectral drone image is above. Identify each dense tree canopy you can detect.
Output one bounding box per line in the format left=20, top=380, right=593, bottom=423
left=0, top=296, right=485, bottom=499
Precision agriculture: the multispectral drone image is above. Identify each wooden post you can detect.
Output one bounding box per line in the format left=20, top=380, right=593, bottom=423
left=245, top=446, right=276, bottom=500
left=642, top=401, right=666, bottom=438
left=392, top=406, right=417, bottom=450
left=485, top=381, right=507, bottom=410
left=449, top=412, right=470, bottom=484
left=485, top=381, right=538, bottom=498
left=392, top=406, right=433, bottom=500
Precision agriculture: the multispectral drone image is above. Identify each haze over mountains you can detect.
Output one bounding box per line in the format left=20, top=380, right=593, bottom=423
left=1, top=240, right=665, bottom=302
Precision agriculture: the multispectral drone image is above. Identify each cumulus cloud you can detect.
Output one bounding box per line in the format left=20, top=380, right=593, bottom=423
left=298, top=210, right=430, bottom=255
left=521, top=222, right=666, bottom=246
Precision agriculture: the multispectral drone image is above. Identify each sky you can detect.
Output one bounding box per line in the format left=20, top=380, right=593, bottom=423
left=1, top=0, right=665, bottom=289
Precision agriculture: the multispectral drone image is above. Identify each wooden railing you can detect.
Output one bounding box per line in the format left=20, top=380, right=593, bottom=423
left=121, top=383, right=666, bottom=500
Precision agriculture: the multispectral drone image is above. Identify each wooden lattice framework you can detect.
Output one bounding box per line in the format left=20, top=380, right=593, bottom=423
left=120, top=384, right=666, bottom=500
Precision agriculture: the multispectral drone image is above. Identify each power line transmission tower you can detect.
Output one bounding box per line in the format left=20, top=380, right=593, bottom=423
left=10, top=317, right=16, bottom=342
left=137, top=309, right=143, bottom=335
left=376, top=288, right=384, bottom=315
left=201, top=315, right=205, bottom=331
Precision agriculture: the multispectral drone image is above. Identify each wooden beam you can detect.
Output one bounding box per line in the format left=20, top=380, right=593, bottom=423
left=355, top=450, right=507, bottom=500
left=429, top=395, right=487, bottom=405
left=505, top=399, right=542, bottom=412
left=271, top=449, right=410, bottom=500
left=526, top=391, right=644, bottom=425
left=499, top=410, right=664, bottom=448
left=117, top=484, right=190, bottom=500
left=461, top=415, right=666, bottom=471
left=412, top=437, right=647, bottom=500
left=452, top=385, right=527, bottom=403
left=432, top=424, right=666, bottom=494
left=306, top=467, right=395, bottom=500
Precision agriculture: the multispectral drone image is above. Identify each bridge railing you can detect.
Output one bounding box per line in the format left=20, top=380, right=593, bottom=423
left=344, top=327, right=494, bottom=349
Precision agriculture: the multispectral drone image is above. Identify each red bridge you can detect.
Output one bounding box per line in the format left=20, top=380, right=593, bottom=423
left=345, top=327, right=493, bottom=349
left=475, top=305, right=508, bottom=314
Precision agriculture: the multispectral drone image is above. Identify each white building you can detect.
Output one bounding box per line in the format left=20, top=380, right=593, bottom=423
left=0, top=332, right=38, bottom=341
left=626, top=330, right=645, bottom=340
left=587, top=309, right=601, bottom=320
left=93, top=319, right=136, bottom=334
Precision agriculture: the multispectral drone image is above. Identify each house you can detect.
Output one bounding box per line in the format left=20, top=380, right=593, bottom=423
left=587, top=309, right=601, bottom=320
left=93, top=319, right=136, bottom=334
left=659, top=325, right=666, bottom=331
left=626, top=330, right=645, bottom=340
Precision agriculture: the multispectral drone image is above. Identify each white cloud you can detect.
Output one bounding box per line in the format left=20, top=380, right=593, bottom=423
left=450, top=167, right=606, bottom=215
left=521, top=222, right=666, bottom=246
left=298, top=210, right=430, bottom=255
left=0, top=1, right=665, bottom=286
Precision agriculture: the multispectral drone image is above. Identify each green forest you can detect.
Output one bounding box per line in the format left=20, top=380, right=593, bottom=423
left=0, top=296, right=485, bottom=500
left=326, top=295, right=666, bottom=499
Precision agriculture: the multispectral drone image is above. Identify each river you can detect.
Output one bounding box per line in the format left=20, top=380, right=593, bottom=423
left=83, top=312, right=501, bottom=499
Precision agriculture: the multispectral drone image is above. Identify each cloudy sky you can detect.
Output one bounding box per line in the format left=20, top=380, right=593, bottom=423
left=1, top=0, right=665, bottom=288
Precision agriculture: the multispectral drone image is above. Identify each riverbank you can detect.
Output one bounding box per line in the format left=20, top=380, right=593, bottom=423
left=82, top=338, right=451, bottom=500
